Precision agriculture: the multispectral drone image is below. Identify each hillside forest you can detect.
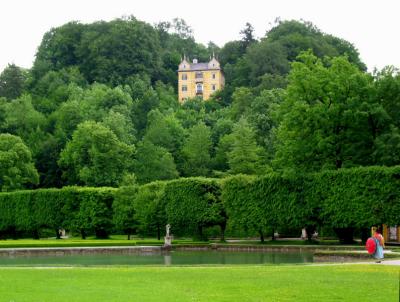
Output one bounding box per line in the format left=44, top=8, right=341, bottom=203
left=1, top=17, right=400, bottom=192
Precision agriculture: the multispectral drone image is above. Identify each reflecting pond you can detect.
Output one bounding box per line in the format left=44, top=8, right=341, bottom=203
left=0, top=251, right=313, bottom=267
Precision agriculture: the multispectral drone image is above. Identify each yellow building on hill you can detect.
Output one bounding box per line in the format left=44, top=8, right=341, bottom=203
left=178, top=55, right=225, bottom=102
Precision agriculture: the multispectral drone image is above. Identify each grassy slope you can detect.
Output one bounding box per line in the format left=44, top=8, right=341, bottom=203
left=0, top=265, right=398, bottom=302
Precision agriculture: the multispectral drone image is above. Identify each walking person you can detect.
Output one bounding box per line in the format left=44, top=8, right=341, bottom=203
left=371, top=226, right=385, bottom=263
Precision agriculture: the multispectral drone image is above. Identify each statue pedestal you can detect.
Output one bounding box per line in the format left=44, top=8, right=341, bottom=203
left=163, top=236, right=172, bottom=249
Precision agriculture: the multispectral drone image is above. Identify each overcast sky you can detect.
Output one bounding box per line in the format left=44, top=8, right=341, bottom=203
left=1, top=0, right=399, bottom=72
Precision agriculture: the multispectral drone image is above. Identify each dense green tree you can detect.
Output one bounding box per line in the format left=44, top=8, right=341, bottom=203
left=0, top=134, right=39, bottom=191
left=181, top=122, right=212, bottom=177
left=32, top=18, right=162, bottom=86
left=244, top=41, right=290, bottom=86
left=58, top=121, right=135, bottom=186
left=266, top=20, right=366, bottom=70
left=373, top=66, right=400, bottom=128
left=101, top=110, right=136, bottom=145
left=228, top=118, right=264, bottom=174
left=175, top=98, right=206, bottom=128
left=0, top=64, right=27, bottom=100
left=134, top=140, right=179, bottom=184
left=219, top=41, right=245, bottom=67
left=1, top=95, right=47, bottom=156
left=214, top=133, right=235, bottom=173
left=273, top=51, right=374, bottom=172
left=143, top=109, right=185, bottom=160
left=30, top=67, right=87, bottom=113
left=230, top=87, right=254, bottom=120
left=247, top=89, right=285, bottom=159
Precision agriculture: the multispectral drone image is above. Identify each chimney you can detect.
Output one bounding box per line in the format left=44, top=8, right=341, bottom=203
left=193, top=58, right=198, bottom=64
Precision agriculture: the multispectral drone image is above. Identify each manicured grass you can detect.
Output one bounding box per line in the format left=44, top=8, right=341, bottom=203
left=0, top=236, right=210, bottom=248
left=0, top=236, right=359, bottom=249
left=0, top=265, right=397, bottom=301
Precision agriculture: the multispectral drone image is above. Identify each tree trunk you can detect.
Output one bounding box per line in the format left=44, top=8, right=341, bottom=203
left=157, top=224, right=161, bottom=241
left=80, top=229, right=86, bottom=240
left=259, top=230, right=265, bottom=243
left=271, top=227, right=276, bottom=241
left=56, top=229, right=61, bottom=239
left=198, top=225, right=204, bottom=241
left=220, top=222, right=226, bottom=242
left=32, top=229, right=40, bottom=240
left=334, top=227, right=355, bottom=244
left=305, top=225, right=315, bottom=242
left=10, top=227, right=18, bottom=240
left=95, top=229, right=108, bottom=239
left=360, top=228, right=369, bottom=244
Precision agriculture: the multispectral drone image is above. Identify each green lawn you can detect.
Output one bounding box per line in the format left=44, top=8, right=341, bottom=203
left=0, top=236, right=209, bottom=248
left=0, top=236, right=357, bottom=249
left=0, top=265, right=398, bottom=301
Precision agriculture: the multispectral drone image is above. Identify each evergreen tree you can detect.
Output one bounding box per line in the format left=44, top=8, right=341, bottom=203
left=0, top=64, right=27, bottom=100
left=228, top=118, right=263, bottom=174
left=182, top=122, right=212, bottom=176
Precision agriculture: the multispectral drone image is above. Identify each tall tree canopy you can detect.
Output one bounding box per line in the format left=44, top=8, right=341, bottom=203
left=0, top=64, right=27, bottom=100
left=0, top=134, right=39, bottom=191
left=273, top=51, right=375, bottom=172
left=58, top=121, right=135, bottom=186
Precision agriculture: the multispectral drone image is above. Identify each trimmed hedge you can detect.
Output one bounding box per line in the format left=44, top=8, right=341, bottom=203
left=164, top=178, right=225, bottom=239
left=1, top=167, right=399, bottom=241
left=222, top=166, right=400, bottom=242
left=133, top=181, right=166, bottom=239
left=0, top=187, right=116, bottom=239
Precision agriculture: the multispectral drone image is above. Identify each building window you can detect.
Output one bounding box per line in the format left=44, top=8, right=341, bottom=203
left=182, top=74, right=187, bottom=80
left=212, top=73, right=216, bottom=79
left=182, top=85, right=187, bottom=92
left=212, top=84, right=216, bottom=91
left=196, top=83, right=203, bottom=93
left=195, top=72, right=203, bottom=79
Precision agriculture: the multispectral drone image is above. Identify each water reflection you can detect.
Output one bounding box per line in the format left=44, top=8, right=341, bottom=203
left=0, top=250, right=314, bottom=267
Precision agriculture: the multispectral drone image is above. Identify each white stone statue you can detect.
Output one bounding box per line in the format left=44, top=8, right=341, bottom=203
left=164, top=224, right=172, bottom=248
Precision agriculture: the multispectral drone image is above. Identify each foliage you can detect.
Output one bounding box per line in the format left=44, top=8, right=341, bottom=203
left=0, top=64, right=27, bottom=100
left=0, top=134, right=39, bottom=191
left=227, top=118, right=264, bottom=175
left=273, top=51, right=374, bottom=172
left=112, top=185, right=138, bottom=239
left=133, top=182, right=166, bottom=239
left=181, top=122, right=212, bottom=177
left=58, top=121, right=135, bottom=187
left=0, top=186, right=116, bottom=239
left=164, top=178, right=226, bottom=239
left=134, top=140, right=179, bottom=184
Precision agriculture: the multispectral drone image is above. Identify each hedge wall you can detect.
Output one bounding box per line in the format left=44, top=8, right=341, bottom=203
left=133, top=181, right=166, bottom=239
left=163, top=177, right=225, bottom=239
left=0, top=187, right=116, bottom=239
left=222, top=166, right=400, bottom=241
left=1, top=167, right=400, bottom=241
